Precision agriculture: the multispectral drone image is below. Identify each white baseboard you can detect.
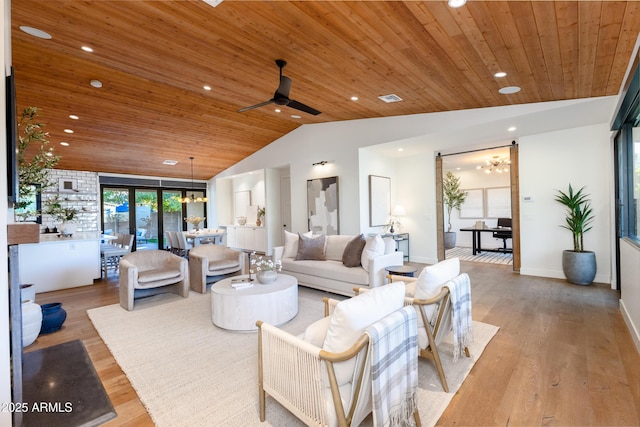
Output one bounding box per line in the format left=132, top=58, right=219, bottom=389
left=620, top=299, right=640, bottom=355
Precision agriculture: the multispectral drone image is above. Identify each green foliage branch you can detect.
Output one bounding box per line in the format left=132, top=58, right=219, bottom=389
left=443, top=171, right=467, bottom=232
left=554, top=184, right=594, bottom=252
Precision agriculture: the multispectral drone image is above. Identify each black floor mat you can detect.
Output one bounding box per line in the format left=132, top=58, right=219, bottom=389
left=21, top=340, right=117, bottom=427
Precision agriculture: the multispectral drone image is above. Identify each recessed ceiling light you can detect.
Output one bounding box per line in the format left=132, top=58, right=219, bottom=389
left=81, top=46, right=94, bottom=53
left=163, top=160, right=178, bottom=165
left=90, top=79, right=103, bottom=88
left=274, top=108, right=281, bottom=113
left=19, top=26, right=52, bottom=39
left=69, top=115, right=79, bottom=120
left=203, top=0, right=224, bottom=7
left=64, top=129, right=74, bottom=134
left=398, top=148, right=404, bottom=152
left=494, top=71, right=507, bottom=78
left=291, top=115, right=301, bottom=119
left=499, top=86, right=521, bottom=95
left=508, top=126, right=517, bottom=132
left=448, top=0, right=467, bottom=8
left=203, top=85, right=211, bottom=91
left=350, top=96, right=359, bottom=101
left=60, top=142, right=70, bottom=146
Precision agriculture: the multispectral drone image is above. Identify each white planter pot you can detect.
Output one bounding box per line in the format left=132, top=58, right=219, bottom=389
left=257, top=271, right=277, bottom=284
left=22, top=300, right=42, bottom=347
left=21, top=283, right=36, bottom=303
left=60, top=222, right=77, bottom=236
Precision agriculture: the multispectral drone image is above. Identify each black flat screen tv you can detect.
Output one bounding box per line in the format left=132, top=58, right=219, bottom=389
left=6, top=66, right=19, bottom=205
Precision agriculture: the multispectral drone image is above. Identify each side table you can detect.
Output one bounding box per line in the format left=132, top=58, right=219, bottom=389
left=385, top=265, right=418, bottom=277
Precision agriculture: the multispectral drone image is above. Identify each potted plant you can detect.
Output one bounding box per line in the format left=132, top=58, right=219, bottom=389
left=442, top=171, right=467, bottom=249
left=554, top=184, right=596, bottom=285
left=257, top=206, right=265, bottom=226
left=15, top=107, right=60, bottom=222
left=46, top=195, right=79, bottom=235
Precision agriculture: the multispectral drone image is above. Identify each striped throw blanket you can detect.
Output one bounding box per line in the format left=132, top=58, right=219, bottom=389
left=446, top=273, right=473, bottom=362
left=366, top=306, right=418, bottom=427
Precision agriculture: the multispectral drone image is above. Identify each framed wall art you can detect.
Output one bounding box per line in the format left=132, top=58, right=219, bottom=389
left=369, top=175, right=391, bottom=227
left=307, top=176, right=339, bottom=235
left=459, top=188, right=484, bottom=218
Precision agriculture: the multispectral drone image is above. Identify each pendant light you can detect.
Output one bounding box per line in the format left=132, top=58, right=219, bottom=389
left=180, top=157, right=208, bottom=203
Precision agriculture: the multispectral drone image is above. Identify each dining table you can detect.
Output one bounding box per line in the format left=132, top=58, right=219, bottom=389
left=185, top=229, right=226, bottom=246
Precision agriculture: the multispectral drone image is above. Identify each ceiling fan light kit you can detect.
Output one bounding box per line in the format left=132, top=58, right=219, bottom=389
left=238, top=59, right=321, bottom=116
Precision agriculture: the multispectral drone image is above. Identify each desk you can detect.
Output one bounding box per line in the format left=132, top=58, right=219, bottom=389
left=459, top=226, right=512, bottom=255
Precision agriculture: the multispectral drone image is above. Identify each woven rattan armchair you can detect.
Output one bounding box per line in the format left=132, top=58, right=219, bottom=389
left=257, top=283, right=422, bottom=427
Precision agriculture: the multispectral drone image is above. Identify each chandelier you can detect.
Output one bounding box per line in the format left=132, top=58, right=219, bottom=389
left=180, top=157, right=208, bottom=203
left=477, top=156, right=510, bottom=174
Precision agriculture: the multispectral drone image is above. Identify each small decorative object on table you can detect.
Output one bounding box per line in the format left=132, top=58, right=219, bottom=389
left=40, top=302, right=67, bottom=334
left=251, top=255, right=281, bottom=284
left=257, top=206, right=266, bottom=226
left=185, top=215, right=205, bottom=232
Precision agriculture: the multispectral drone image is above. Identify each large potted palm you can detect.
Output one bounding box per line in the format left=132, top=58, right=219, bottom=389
left=443, top=171, right=467, bottom=249
left=554, top=184, right=596, bottom=285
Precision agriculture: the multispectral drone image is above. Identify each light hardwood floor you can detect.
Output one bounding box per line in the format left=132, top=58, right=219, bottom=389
left=26, top=261, right=640, bottom=426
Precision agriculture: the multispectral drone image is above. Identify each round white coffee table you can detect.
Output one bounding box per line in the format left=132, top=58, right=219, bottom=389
left=210, top=274, right=298, bottom=331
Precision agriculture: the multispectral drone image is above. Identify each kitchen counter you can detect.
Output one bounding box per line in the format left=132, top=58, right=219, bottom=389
left=18, top=234, right=101, bottom=293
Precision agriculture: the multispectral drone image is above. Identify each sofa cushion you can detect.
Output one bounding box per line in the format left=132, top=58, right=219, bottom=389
left=207, top=259, right=240, bottom=272
left=342, top=234, right=366, bottom=267
left=360, top=234, right=384, bottom=272
left=137, top=267, right=181, bottom=284
left=325, top=235, right=355, bottom=261
left=282, top=259, right=369, bottom=285
left=414, top=257, right=460, bottom=300
left=301, top=316, right=331, bottom=348
left=323, top=282, right=405, bottom=385
left=283, top=230, right=313, bottom=258
left=295, top=234, right=326, bottom=261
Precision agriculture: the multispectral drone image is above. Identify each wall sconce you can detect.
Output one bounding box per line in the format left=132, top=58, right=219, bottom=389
left=312, top=160, right=328, bottom=166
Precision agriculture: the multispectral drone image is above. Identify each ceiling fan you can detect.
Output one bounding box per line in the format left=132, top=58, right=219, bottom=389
left=238, top=59, right=321, bottom=116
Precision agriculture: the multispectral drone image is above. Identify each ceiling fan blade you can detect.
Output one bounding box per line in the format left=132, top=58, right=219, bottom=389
left=274, top=76, right=292, bottom=99
left=237, top=99, right=275, bottom=113
left=288, top=99, right=321, bottom=116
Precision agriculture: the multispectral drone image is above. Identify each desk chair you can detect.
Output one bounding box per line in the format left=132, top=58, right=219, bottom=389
left=493, top=218, right=512, bottom=252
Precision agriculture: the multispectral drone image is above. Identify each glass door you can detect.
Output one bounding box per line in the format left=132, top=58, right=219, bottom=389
left=135, top=189, right=158, bottom=251
left=102, top=188, right=131, bottom=236
left=162, top=190, right=183, bottom=250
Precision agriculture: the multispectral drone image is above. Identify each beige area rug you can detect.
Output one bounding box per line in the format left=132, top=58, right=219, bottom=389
left=88, top=288, right=498, bottom=427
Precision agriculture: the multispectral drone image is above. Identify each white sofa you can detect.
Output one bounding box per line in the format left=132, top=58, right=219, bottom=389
left=274, top=233, right=404, bottom=296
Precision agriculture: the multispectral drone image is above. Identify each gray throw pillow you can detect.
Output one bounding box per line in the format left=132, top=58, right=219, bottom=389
left=295, top=234, right=326, bottom=261
left=342, top=234, right=366, bottom=267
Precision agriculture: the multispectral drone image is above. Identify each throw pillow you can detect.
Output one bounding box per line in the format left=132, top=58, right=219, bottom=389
left=360, top=234, right=385, bottom=272
left=342, top=234, right=366, bottom=267
left=323, top=282, right=405, bottom=386
left=414, top=257, right=460, bottom=300
left=301, top=316, right=331, bottom=348
left=295, top=234, right=326, bottom=260
left=283, top=230, right=313, bottom=258
left=382, top=236, right=396, bottom=254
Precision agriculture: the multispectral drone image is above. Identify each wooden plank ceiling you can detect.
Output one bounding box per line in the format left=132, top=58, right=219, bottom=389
left=11, top=1, right=640, bottom=180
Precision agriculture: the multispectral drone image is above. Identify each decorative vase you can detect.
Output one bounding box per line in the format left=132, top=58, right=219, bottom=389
left=21, top=283, right=36, bottom=303
left=22, top=300, right=42, bottom=347
left=60, top=222, right=77, bottom=236
left=257, top=270, right=277, bottom=284
left=256, top=218, right=261, bottom=226
left=562, top=250, right=596, bottom=285
left=40, top=302, right=67, bottom=334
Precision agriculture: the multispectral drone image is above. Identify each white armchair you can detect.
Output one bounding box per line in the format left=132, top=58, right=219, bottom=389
left=257, top=282, right=421, bottom=427
left=188, top=244, right=244, bottom=293
left=119, top=250, right=189, bottom=311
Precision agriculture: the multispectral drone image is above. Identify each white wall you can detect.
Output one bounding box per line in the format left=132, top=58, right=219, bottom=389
left=519, top=124, right=612, bottom=284
left=358, top=148, right=397, bottom=236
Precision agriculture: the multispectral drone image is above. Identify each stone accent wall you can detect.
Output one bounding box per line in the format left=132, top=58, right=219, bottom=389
left=41, top=169, right=100, bottom=232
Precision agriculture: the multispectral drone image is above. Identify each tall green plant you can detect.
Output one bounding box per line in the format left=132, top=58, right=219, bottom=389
left=554, top=184, right=594, bottom=252
left=15, top=107, right=60, bottom=220
left=443, top=171, right=467, bottom=232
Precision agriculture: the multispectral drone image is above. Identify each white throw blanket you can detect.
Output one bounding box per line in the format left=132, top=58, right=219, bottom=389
left=446, top=273, right=473, bottom=362
left=366, top=306, right=418, bottom=427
